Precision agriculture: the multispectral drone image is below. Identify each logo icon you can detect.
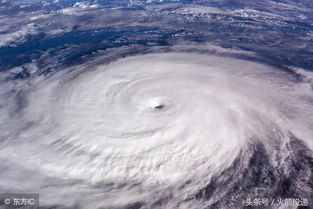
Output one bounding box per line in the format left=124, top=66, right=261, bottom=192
left=4, top=198, right=11, bottom=205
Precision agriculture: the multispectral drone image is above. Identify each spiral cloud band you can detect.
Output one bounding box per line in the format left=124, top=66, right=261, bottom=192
left=0, top=53, right=312, bottom=208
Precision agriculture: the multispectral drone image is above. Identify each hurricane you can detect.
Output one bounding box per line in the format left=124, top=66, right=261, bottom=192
left=0, top=0, right=312, bottom=209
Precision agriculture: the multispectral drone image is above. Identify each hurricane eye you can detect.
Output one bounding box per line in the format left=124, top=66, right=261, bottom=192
left=147, top=98, right=166, bottom=111
left=153, top=104, right=164, bottom=109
